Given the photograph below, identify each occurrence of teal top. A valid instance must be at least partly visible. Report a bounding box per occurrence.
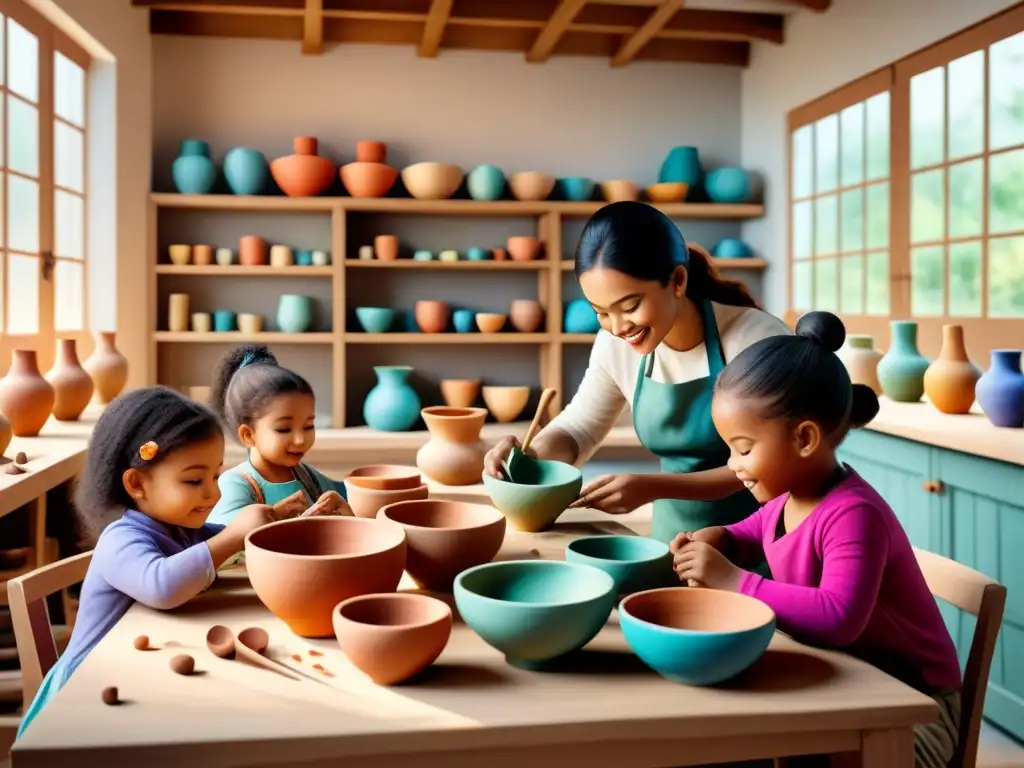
[209,459,345,525]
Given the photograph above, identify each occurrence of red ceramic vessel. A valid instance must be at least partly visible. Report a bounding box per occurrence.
[355,141,387,164]
[270,137,336,197]
[239,236,268,266]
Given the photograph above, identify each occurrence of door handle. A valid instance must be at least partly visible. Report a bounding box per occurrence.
[922,480,944,494]
[41,250,55,282]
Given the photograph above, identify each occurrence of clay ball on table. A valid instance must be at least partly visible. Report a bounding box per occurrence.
[14,451,27,465]
[133,635,150,651]
[101,686,119,705]
[170,654,195,675]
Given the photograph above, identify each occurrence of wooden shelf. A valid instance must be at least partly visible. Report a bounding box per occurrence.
[563,334,598,344]
[345,333,551,344]
[559,258,767,272]
[154,332,334,344]
[155,265,334,276]
[343,259,547,271]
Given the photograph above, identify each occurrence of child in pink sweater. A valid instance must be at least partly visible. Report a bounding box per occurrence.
[671,311,962,768]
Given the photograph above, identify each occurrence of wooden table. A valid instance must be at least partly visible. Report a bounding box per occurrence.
[11,503,938,768]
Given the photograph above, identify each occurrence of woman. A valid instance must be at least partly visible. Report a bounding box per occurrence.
[484,201,790,544]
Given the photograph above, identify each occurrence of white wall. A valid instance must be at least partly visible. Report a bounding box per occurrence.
[741,0,1020,315]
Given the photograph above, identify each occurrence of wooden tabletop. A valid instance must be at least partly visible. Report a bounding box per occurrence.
[12,505,938,768]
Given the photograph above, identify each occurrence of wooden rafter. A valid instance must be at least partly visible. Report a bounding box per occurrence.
[611,0,682,68]
[302,0,322,54]
[418,0,453,58]
[772,0,829,10]
[525,0,589,63]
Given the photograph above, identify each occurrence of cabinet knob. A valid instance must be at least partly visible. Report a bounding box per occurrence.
[923,480,944,494]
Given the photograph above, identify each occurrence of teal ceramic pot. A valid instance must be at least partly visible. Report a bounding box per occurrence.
[559,177,595,201]
[295,249,313,266]
[453,560,616,669]
[976,350,1024,428]
[213,310,237,332]
[482,458,583,532]
[565,536,674,595]
[712,238,752,259]
[467,165,506,201]
[619,588,776,686]
[223,147,269,195]
[705,167,750,203]
[277,294,312,333]
[658,146,702,185]
[172,139,217,194]
[413,250,434,261]
[466,247,489,261]
[355,307,395,333]
[363,366,421,431]
[564,299,600,334]
[401,311,420,333]
[877,321,931,402]
[453,309,476,333]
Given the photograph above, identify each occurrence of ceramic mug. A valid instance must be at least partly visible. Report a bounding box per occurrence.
[213,310,237,332]
[215,247,235,266]
[439,249,459,262]
[238,313,263,335]
[193,245,214,266]
[168,244,191,266]
[374,235,399,261]
[191,312,212,333]
[311,249,330,266]
[270,244,293,267]
[358,245,374,261]
[168,293,190,331]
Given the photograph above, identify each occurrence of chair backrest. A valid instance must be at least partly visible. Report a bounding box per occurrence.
[6,552,92,705]
[913,547,1007,768]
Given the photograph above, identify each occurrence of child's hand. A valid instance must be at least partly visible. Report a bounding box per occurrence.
[673,541,743,591]
[669,526,727,555]
[303,490,353,517]
[272,490,308,519]
[227,503,279,536]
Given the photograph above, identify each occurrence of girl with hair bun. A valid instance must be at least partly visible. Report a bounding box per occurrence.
[671,311,962,768]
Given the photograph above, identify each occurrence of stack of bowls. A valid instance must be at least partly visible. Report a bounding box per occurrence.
[343,465,428,519]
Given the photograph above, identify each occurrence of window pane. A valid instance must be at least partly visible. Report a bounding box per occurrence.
[990,31,1024,152]
[948,50,984,160]
[55,190,83,259]
[840,102,864,186]
[814,258,838,311]
[866,252,889,315]
[911,169,945,244]
[815,114,839,193]
[7,253,38,334]
[989,149,1024,234]
[815,194,838,255]
[948,160,983,239]
[911,245,945,316]
[948,241,982,317]
[54,259,84,331]
[54,52,85,127]
[911,66,945,169]
[793,200,812,259]
[792,125,813,199]
[54,122,83,192]
[840,188,864,252]
[989,236,1024,317]
[793,260,812,310]
[7,19,38,102]
[8,96,39,177]
[8,175,38,253]
[840,255,864,314]
[866,181,889,249]
[866,92,890,181]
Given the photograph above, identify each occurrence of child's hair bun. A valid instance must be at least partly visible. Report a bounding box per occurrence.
[795,311,845,354]
[850,383,881,427]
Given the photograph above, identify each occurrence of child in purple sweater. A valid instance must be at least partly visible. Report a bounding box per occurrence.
[671,311,962,768]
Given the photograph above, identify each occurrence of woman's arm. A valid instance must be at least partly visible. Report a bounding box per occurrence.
[636,466,747,501]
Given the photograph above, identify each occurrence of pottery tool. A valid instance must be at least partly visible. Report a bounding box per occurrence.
[205,625,301,681]
[503,388,557,483]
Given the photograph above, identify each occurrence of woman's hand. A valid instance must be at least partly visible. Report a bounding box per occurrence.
[569,474,651,515]
[303,490,353,517]
[483,436,535,479]
[673,541,743,591]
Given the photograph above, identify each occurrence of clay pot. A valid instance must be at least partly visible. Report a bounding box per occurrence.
[0,414,11,457]
[192,245,214,266]
[440,378,480,408]
[0,350,56,437]
[923,325,980,415]
[355,141,387,164]
[333,593,452,685]
[482,386,530,423]
[600,180,639,202]
[343,481,429,519]
[340,162,398,198]
[270,137,336,197]
[83,332,128,404]
[400,162,463,200]
[168,293,190,332]
[645,182,689,203]
[416,406,488,486]
[244,516,407,638]
[509,300,543,333]
[168,244,191,265]
[239,236,268,266]
[507,236,541,262]
[475,313,506,333]
[839,335,883,395]
[415,300,450,333]
[492,248,508,261]
[45,339,94,421]
[374,235,399,261]
[345,465,422,491]
[269,245,293,267]
[508,172,555,201]
[380,499,506,591]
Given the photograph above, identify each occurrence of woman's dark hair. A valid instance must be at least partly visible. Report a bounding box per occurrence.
[715,311,880,440]
[75,386,222,542]
[210,344,314,438]
[574,201,759,309]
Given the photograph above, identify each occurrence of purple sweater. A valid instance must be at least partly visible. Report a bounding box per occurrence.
[724,470,962,694]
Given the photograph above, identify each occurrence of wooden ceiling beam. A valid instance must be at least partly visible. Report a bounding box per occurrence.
[302,0,323,53]
[610,0,682,67]
[419,0,453,57]
[525,0,588,63]
[770,0,829,10]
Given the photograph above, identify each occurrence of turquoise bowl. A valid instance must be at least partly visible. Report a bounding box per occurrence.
[466,246,489,261]
[712,238,752,259]
[565,535,673,595]
[454,560,616,669]
[619,588,776,686]
[482,459,582,533]
[559,176,594,201]
[453,309,476,333]
[705,167,750,203]
[355,306,395,333]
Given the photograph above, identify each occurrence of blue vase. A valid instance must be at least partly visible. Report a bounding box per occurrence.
[363,366,421,431]
[277,294,312,333]
[877,321,930,402]
[712,238,753,259]
[213,311,237,332]
[976,350,1024,428]
[223,147,268,195]
[466,247,489,261]
[453,309,476,333]
[564,299,600,334]
[172,139,217,194]
[706,167,750,203]
[467,165,506,201]
[559,177,594,201]
[658,146,702,186]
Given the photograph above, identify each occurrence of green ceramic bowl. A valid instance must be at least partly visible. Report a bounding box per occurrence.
[565,535,674,595]
[481,459,583,532]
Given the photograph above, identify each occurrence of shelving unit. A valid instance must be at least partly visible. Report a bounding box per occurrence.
[148,193,766,429]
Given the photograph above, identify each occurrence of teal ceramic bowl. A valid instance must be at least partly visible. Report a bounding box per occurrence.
[559,176,595,201]
[481,459,582,532]
[454,559,616,669]
[355,306,395,333]
[565,535,673,595]
[619,587,776,686]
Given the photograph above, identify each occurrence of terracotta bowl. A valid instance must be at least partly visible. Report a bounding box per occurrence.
[244,516,407,638]
[380,499,507,591]
[619,587,776,685]
[506,236,541,262]
[475,313,507,333]
[340,162,398,198]
[482,385,530,422]
[440,378,481,408]
[600,180,639,202]
[344,482,430,519]
[508,172,556,201]
[645,182,689,203]
[401,162,464,200]
[334,593,452,685]
[482,458,582,532]
[345,465,422,491]
[415,300,450,333]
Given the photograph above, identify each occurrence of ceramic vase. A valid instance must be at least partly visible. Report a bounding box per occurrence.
[452,309,475,333]
[214,311,237,332]
[0,350,56,436]
[341,142,397,198]
[363,366,421,432]
[976,350,1024,428]
[171,139,217,195]
[509,300,543,333]
[467,165,506,201]
[239,236,268,266]
[564,299,600,334]
[923,325,981,415]
[839,335,883,395]
[374,235,399,261]
[705,167,750,203]
[83,332,128,404]
[0,413,11,457]
[659,146,702,186]
[270,137,336,197]
[416,406,489,486]
[277,295,312,333]
[168,293,190,332]
[877,321,930,403]
[192,245,213,266]
[415,301,450,333]
[45,339,94,421]
[223,147,269,195]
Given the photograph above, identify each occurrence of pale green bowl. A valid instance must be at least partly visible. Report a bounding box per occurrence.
[482,459,582,532]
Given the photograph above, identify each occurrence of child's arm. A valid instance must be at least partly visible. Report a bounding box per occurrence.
[722,502,771,566]
[208,469,260,525]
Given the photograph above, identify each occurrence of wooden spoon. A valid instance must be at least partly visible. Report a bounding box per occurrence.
[502,388,557,482]
[205,624,301,681]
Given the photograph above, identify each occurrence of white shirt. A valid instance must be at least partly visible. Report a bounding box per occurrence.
[547,303,792,462]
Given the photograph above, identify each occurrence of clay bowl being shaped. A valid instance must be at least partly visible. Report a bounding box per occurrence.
[334,593,452,685]
[345,465,422,492]
[454,560,616,669]
[415,300,450,333]
[619,587,776,686]
[475,313,507,334]
[440,378,481,408]
[645,182,689,203]
[340,162,398,198]
[401,162,464,200]
[244,516,407,638]
[600,180,639,202]
[380,499,507,591]
[482,385,530,423]
[355,307,395,333]
[482,458,583,532]
[506,236,542,262]
[343,481,430,519]
[508,172,556,202]
[565,535,674,596]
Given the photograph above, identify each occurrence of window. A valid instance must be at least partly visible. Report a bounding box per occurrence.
[0,0,90,374]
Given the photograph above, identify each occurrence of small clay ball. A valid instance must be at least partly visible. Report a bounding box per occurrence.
[170,654,195,676]
[101,686,119,705]
[14,452,27,465]
[4,464,24,475]
[133,635,150,651]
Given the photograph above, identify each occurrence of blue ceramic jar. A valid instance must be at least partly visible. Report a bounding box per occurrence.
[467,165,506,201]
[976,350,1024,428]
[712,238,752,259]
[363,366,421,431]
[564,299,600,334]
[877,321,930,402]
[658,146,702,186]
[277,294,312,333]
[172,139,217,195]
[453,309,476,333]
[223,147,269,195]
[705,167,750,203]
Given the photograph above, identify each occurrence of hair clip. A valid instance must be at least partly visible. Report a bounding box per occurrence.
[139,441,159,461]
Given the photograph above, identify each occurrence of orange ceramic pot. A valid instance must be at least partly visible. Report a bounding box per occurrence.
[482,386,530,423]
[340,162,398,198]
[416,406,488,486]
[507,236,541,262]
[82,332,128,404]
[343,482,429,519]
[923,324,981,415]
[475,313,506,333]
[400,162,463,200]
[508,172,555,201]
[415,300,450,333]
[239,236,268,266]
[509,300,543,333]
[270,136,336,197]
[46,339,94,421]
[440,378,480,408]
[492,248,508,261]
[244,516,407,638]
[345,465,422,492]
[374,235,399,261]
[355,141,387,164]
[600,180,639,202]
[192,244,214,266]
[0,350,56,437]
